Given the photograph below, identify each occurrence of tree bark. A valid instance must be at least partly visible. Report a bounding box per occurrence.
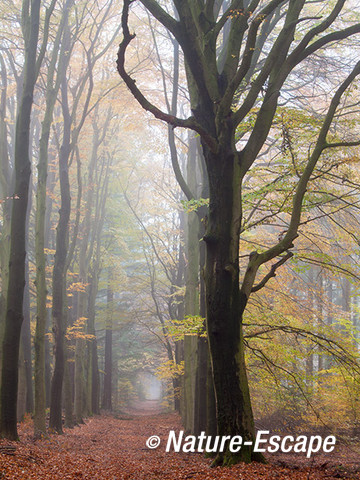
[0,52,13,381]
[49,72,72,433]
[203,134,260,464]
[34,3,71,434]
[0,0,41,439]
[22,249,34,415]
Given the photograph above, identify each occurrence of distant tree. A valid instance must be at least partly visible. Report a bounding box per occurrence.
[49,0,121,432]
[102,267,114,411]
[49,30,73,434]
[118,0,360,464]
[34,0,74,437]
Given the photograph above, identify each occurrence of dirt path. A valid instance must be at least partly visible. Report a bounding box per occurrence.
[0,411,359,479]
[125,399,163,415]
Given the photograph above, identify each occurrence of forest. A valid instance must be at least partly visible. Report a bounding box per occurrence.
[1,0,360,479]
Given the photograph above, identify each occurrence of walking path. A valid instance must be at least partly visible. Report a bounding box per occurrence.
[0,405,359,479]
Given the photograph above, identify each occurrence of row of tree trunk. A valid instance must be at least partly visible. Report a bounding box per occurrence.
[0,0,118,440]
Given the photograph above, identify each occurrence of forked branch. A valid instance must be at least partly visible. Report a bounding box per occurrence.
[116,0,218,153]
[251,251,293,293]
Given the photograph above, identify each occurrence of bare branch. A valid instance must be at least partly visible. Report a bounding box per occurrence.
[35,0,57,76]
[289,22,360,67]
[324,140,360,149]
[148,16,195,201]
[117,0,218,153]
[288,0,347,60]
[251,251,293,293]
[140,0,180,38]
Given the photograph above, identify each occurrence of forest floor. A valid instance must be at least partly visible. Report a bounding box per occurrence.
[0,401,360,480]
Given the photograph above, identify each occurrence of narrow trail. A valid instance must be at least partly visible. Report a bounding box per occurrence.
[125,399,164,415]
[0,406,359,479]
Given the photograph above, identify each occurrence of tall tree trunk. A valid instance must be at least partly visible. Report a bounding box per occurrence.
[49,72,72,433]
[87,147,111,416]
[102,270,113,411]
[0,0,41,440]
[64,290,77,427]
[74,336,86,422]
[88,271,100,415]
[22,249,34,415]
[63,344,74,427]
[194,140,215,437]
[74,115,101,420]
[182,135,200,432]
[45,151,57,410]
[34,6,70,433]
[45,312,52,408]
[203,140,259,465]
[306,266,315,389]
[22,177,34,416]
[0,53,13,381]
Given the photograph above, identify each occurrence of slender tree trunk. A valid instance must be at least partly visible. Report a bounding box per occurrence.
[34,127,50,434]
[49,73,71,433]
[0,0,41,439]
[74,284,88,422]
[74,335,86,422]
[23,193,34,415]
[74,116,101,419]
[306,267,315,389]
[0,53,13,381]
[64,290,77,427]
[63,344,74,427]
[103,271,113,411]
[325,278,334,370]
[182,135,200,432]
[88,271,100,415]
[45,153,56,410]
[193,336,208,435]
[45,312,52,408]
[34,8,70,431]
[87,147,111,416]
[22,280,34,415]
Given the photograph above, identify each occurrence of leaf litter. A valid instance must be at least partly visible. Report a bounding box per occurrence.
[0,410,359,480]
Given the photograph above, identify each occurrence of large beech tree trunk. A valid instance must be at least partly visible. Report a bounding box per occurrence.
[203,137,259,464]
